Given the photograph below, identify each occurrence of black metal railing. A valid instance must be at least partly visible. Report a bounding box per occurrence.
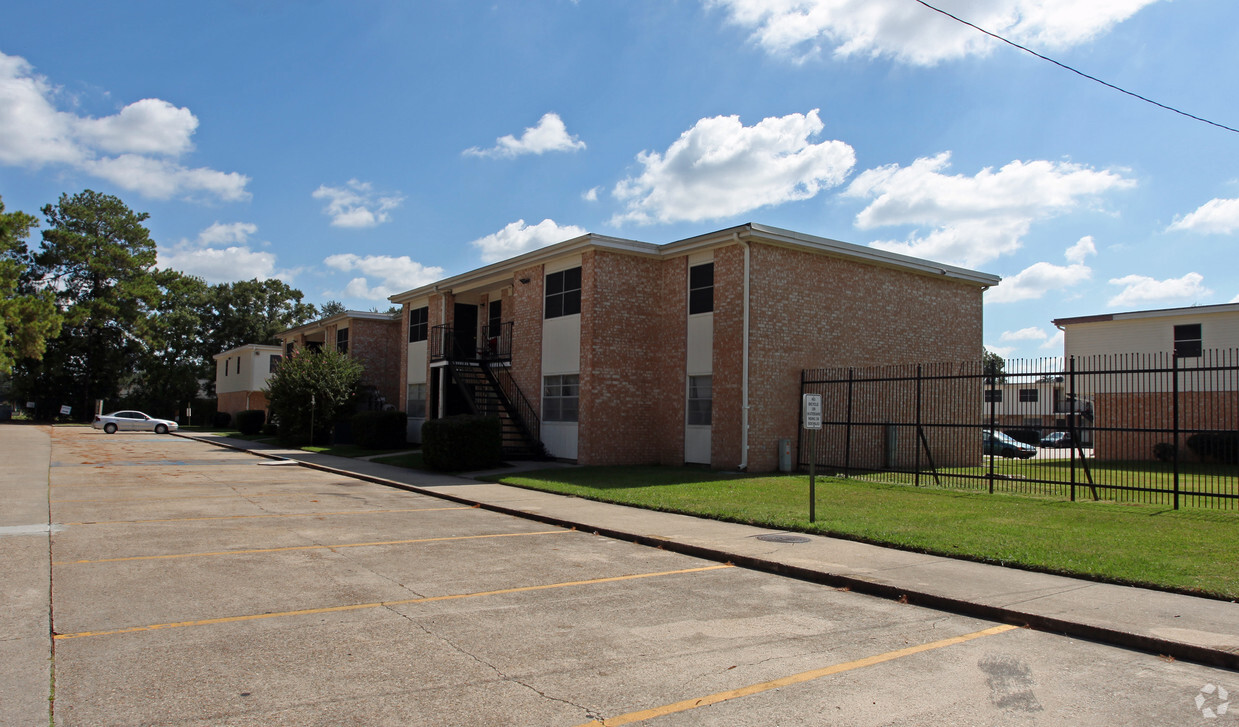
[430,322,513,362]
[800,350,1239,510]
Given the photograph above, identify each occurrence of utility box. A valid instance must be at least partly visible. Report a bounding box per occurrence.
[778,437,792,472]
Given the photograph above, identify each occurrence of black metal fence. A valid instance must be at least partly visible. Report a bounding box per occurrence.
[799,350,1239,509]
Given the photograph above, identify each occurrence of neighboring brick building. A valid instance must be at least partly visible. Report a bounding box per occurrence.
[390,223,998,470]
[1053,303,1239,461]
[277,311,403,410]
[213,344,283,417]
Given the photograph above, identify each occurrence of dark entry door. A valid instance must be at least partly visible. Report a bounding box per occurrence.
[453,303,478,359]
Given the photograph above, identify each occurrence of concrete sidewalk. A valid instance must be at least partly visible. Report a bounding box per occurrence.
[0,425,54,727]
[183,432,1239,671]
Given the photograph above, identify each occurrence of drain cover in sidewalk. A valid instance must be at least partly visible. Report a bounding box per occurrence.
[755,533,811,544]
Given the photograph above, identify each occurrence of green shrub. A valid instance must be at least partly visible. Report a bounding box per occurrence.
[422,415,502,471]
[212,411,232,428]
[1152,442,1176,462]
[352,410,408,450]
[1186,432,1239,464]
[235,409,266,435]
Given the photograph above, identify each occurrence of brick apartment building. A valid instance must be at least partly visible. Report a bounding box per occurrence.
[277,310,404,411]
[389,223,999,470]
[1053,302,1239,460]
[213,344,283,417]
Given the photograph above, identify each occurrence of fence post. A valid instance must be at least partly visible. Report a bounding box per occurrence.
[987,364,996,494]
[914,364,922,487]
[1068,356,1076,502]
[844,368,854,478]
[1173,353,1180,510]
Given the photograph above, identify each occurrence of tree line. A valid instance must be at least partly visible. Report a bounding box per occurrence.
[1,190,321,421]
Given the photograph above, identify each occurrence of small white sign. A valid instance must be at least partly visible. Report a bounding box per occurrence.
[59,405,72,416]
[802,393,822,430]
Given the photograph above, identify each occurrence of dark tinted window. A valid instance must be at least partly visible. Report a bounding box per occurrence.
[689,263,714,314]
[545,267,582,319]
[409,307,429,343]
[1174,324,1202,358]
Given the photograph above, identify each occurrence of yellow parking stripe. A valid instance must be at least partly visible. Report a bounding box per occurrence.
[53,529,573,565]
[576,624,1019,726]
[52,492,310,504]
[53,564,733,640]
[60,506,471,526]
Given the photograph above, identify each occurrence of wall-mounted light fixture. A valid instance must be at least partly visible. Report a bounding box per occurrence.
[519,277,531,284]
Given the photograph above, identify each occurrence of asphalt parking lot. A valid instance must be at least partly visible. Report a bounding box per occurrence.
[4,425,1235,725]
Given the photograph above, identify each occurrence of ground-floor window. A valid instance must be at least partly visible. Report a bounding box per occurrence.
[406,383,427,418]
[687,375,712,425]
[543,374,579,422]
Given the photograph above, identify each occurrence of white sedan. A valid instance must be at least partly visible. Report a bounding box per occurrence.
[92,411,179,434]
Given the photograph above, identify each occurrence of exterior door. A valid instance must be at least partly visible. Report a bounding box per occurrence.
[453,303,478,359]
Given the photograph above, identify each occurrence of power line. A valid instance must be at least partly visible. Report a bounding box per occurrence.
[912,0,1239,135]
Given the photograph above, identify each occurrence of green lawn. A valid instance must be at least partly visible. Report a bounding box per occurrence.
[370,451,424,469]
[495,466,1239,599]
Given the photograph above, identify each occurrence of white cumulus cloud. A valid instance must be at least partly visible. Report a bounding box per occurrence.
[986,236,1097,303]
[1167,197,1239,234]
[313,179,404,228]
[470,219,588,264]
[0,50,249,202]
[708,0,1160,65]
[1000,327,1049,342]
[324,254,445,301]
[848,153,1133,267]
[158,222,285,284]
[464,113,586,159]
[611,109,855,225]
[1107,272,1212,308]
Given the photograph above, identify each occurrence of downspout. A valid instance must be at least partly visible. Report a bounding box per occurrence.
[739,235,751,472]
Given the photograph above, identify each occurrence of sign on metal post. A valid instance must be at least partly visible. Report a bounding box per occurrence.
[802,394,822,522]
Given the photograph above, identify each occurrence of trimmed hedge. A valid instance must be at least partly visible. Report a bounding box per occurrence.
[212,411,232,428]
[352,410,408,450]
[422,415,502,472]
[1186,432,1239,464]
[236,409,266,436]
[1153,442,1177,462]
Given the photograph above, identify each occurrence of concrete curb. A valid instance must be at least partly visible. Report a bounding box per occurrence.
[175,433,1239,672]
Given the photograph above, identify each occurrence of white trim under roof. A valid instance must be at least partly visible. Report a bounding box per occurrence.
[1054,302,1239,328]
[212,343,283,361]
[279,310,401,339]
[389,223,999,304]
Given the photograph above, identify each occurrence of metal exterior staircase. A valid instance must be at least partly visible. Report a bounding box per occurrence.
[447,360,548,460]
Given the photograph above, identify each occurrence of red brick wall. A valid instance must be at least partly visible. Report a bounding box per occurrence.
[1095,391,1238,461]
[711,244,746,469]
[510,265,545,417]
[217,390,269,417]
[742,242,984,472]
[656,256,688,465]
[349,318,402,406]
[578,250,671,465]
[398,304,410,412]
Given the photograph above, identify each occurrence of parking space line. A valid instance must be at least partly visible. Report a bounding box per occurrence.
[59,506,471,526]
[53,530,574,565]
[53,564,733,640]
[51,493,312,504]
[576,624,1019,726]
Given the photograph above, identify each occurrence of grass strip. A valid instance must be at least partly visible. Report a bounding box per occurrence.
[496,466,1239,600]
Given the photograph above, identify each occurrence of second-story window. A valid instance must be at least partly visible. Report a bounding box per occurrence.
[269,354,282,373]
[545,267,582,319]
[336,327,349,354]
[984,389,1002,403]
[689,262,714,314]
[1174,324,1202,358]
[409,306,429,343]
[1019,389,1038,403]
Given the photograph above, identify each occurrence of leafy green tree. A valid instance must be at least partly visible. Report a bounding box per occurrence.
[0,197,61,374]
[318,299,346,317]
[128,270,213,416]
[983,348,1007,385]
[205,278,318,355]
[15,191,159,419]
[265,348,363,445]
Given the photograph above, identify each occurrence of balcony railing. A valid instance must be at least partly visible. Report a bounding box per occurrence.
[430,322,513,362]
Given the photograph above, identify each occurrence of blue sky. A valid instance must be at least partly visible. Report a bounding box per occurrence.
[3,0,1238,360]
